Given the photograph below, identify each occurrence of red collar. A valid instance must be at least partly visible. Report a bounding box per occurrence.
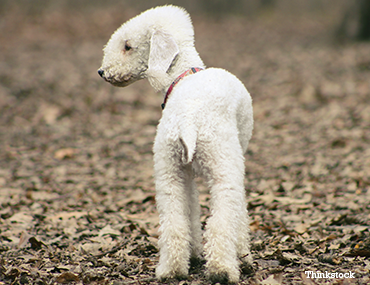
[161,67,203,110]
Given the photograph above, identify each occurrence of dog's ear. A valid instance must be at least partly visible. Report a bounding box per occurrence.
[148,30,179,74]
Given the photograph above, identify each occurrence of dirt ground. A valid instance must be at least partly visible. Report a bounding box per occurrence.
[1,1,370,284]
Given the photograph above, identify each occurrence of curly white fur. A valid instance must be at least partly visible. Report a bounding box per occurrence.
[99,5,253,284]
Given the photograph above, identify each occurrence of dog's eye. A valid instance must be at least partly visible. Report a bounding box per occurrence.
[124,42,132,51]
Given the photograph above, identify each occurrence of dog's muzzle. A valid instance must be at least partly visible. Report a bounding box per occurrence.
[98,70,135,87]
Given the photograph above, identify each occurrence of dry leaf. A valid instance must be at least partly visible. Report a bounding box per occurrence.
[294,223,309,234]
[56,272,79,283]
[98,225,121,237]
[261,274,283,285]
[54,148,77,160]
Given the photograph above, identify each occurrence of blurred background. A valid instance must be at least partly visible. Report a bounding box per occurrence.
[0,0,369,191]
[0,0,369,192]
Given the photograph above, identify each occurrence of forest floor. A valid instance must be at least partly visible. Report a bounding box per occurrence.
[1,2,370,284]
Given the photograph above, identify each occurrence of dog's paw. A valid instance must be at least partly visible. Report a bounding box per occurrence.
[208,270,242,285]
[156,264,189,282]
[206,265,239,284]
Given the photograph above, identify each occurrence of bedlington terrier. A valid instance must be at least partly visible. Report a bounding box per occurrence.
[98,5,254,284]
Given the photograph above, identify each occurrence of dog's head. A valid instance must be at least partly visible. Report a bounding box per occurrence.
[98,5,195,91]
[98,23,151,87]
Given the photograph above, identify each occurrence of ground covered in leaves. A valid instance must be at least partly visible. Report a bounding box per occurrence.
[1,1,370,284]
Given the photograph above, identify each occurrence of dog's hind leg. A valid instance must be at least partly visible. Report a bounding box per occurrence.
[154,152,192,280]
[185,166,203,260]
[200,136,247,284]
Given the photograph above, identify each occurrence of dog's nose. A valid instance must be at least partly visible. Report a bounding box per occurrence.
[98,69,104,77]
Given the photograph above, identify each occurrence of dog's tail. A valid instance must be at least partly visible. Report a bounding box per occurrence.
[179,125,197,165]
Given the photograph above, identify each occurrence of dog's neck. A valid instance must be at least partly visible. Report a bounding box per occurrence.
[147,46,205,95]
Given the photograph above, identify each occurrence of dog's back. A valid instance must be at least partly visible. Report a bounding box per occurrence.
[155,67,253,165]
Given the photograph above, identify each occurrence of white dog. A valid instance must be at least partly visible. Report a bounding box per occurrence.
[98,5,253,284]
